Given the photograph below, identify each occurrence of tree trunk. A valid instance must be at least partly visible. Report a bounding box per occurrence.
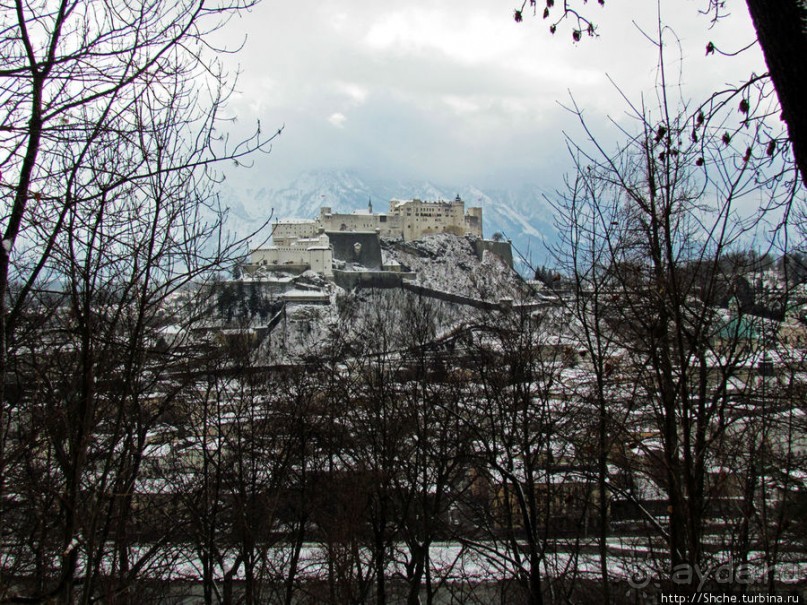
[527,549,544,605]
[596,386,611,604]
[374,516,387,605]
[745,0,807,186]
[406,543,426,605]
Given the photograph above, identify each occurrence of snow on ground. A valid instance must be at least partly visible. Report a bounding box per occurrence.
[8,541,804,588]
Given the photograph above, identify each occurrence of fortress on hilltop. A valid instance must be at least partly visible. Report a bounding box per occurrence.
[247,195,499,278]
[268,195,482,246]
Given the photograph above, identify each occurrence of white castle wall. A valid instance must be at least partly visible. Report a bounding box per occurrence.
[388,197,482,241]
[250,234,333,276]
[272,220,318,246]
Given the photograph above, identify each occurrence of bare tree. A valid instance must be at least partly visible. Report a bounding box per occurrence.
[551,19,803,596]
[387,293,474,605]
[0,0,278,601]
[549,170,622,602]
[458,303,576,605]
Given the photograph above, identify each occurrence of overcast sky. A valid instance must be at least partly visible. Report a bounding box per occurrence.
[215,0,766,191]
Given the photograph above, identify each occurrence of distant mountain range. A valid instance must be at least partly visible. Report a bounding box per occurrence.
[219,170,558,271]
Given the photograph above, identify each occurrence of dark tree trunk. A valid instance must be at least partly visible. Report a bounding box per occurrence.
[406,543,426,605]
[374,515,387,605]
[745,0,807,186]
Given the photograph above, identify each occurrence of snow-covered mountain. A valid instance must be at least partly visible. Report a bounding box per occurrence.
[218,170,558,271]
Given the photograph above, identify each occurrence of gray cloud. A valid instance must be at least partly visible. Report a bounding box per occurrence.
[215,0,765,193]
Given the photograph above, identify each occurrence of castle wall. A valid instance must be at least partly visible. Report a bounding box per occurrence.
[401,281,501,311]
[272,220,318,246]
[465,207,483,238]
[250,234,333,276]
[307,245,333,276]
[472,239,513,269]
[319,207,402,238]
[327,231,383,269]
[389,198,480,241]
[331,270,413,291]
